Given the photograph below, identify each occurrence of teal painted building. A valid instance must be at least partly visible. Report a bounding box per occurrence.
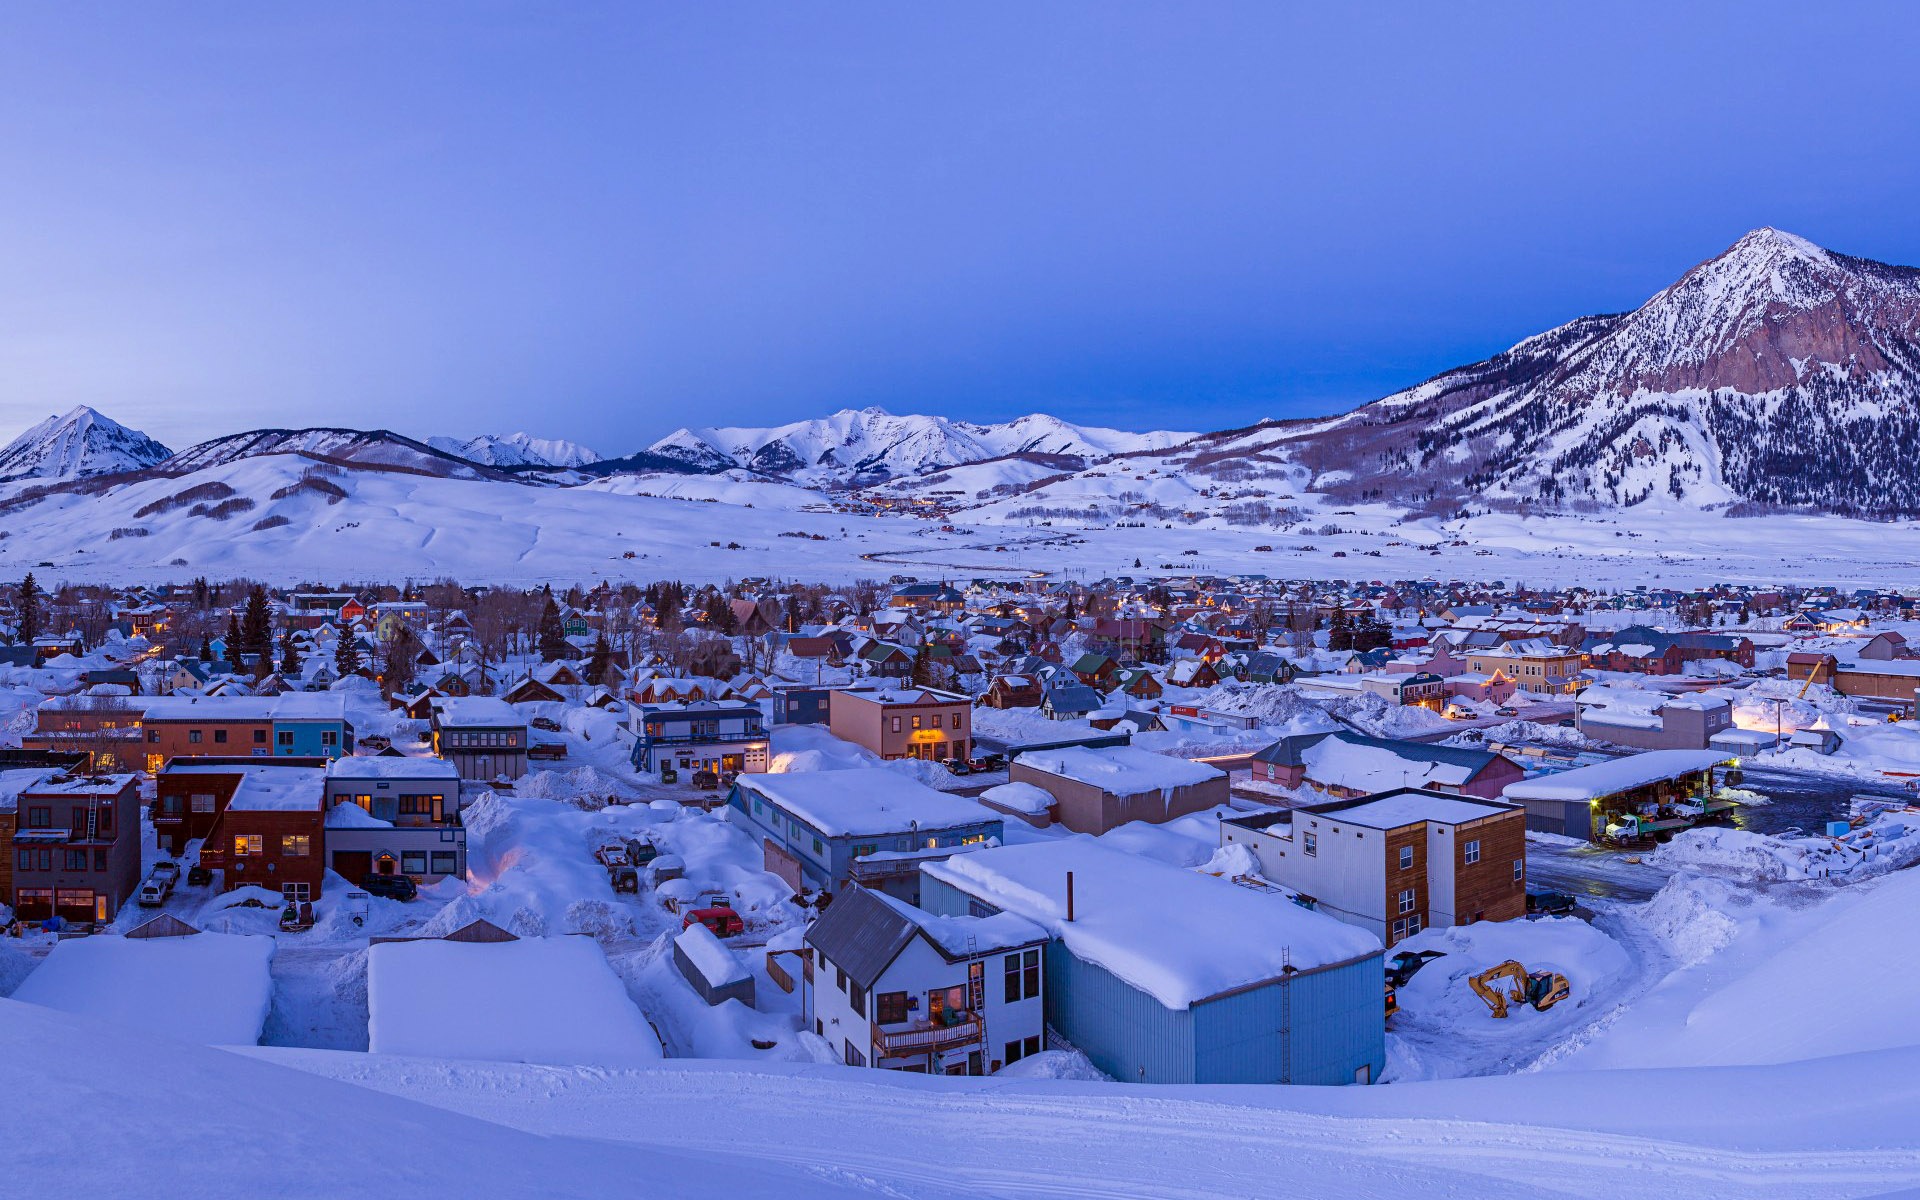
[269,693,354,760]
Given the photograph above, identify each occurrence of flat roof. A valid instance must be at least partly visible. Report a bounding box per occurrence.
[1503,750,1727,803]
[327,755,460,780]
[1304,789,1515,830]
[1013,745,1221,795]
[924,838,1379,1009]
[737,768,999,839]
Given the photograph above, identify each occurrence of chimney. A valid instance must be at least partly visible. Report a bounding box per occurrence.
[1066,870,1075,922]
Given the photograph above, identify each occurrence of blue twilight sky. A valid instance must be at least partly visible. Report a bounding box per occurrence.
[1,3,1918,453]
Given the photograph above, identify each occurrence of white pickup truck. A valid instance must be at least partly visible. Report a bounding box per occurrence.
[137,862,182,908]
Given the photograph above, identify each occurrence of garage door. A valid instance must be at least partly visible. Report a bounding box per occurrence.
[333,850,372,882]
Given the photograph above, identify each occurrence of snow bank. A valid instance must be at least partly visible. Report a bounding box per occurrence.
[13,932,275,1044]
[368,936,661,1066]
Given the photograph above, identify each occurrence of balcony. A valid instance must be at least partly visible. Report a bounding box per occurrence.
[873,1016,982,1057]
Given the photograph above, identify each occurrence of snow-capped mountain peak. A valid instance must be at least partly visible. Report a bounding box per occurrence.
[646,407,1195,483]
[0,405,174,481]
[427,432,605,469]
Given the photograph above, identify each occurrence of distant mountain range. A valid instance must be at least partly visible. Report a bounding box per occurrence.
[4,227,1918,558]
[646,409,1197,484]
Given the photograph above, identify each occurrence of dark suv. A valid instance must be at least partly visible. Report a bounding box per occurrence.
[360,874,419,902]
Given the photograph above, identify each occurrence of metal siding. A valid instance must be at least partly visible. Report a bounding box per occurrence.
[1188,953,1384,1085]
[1045,944,1194,1084]
[919,876,980,918]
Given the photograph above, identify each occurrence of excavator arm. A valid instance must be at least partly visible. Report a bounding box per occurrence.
[1468,960,1528,1018]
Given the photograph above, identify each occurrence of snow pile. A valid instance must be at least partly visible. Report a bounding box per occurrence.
[993,1048,1111,1081]
[1328,691,1454,738]
[1650,813,1920,883]
[979,781,1054,815]
[515,765,635,809]
[0,939,38,996]
[368,936,662,1067]
[1391,916,1629,1046]
[13,932,275,1044]
[1637,875,1745,966]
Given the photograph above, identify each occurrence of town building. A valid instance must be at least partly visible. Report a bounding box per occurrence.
[803,884,1049,1074]
[828,685,971,763]
[627,701,769,775]
[1463,639,1585,695]
[323,756,466,883]
[430,697,529,781]
[187,761,329,901]
[1008,745,1227,835]
[1221,789,1527,947]
[7,771,142,925]
[1249,731,1525,801]
[1575,684,1734,750]
[728,768,1002,903]
[1501,749,1735,843]
[920,839,1385,1085]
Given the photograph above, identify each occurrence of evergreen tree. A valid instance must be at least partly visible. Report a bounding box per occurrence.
[586,631,615,685]
[1328,607,1354,652]
[198,633,213,662]
[334,625,361,676]
[225,612,245,669]
[15,572,43,645]
[537,591,570,661]
[241,587,273,657]
[381,624,420,696]
[279,630,302,677]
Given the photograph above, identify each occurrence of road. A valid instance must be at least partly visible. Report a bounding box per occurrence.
[1524,839,1669,903]
[1731,762,1912,837]
[858,530,1075,579]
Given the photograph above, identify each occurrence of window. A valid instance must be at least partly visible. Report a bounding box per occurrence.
[321,730,338,747]
[253,729,267,743]
[1303,832,1316,857]
[890,716,901,733]
[191,793,216,813]
[213,729,228,744]
[849,982,866,1018]
[281,834,311,857]
[1397,888,1416,915]
[835,966,847,991]
[950,713,961,729]
[843,1040,866,1068]
[1024,1034,1040,1058]
[402,851,428,874]
[968,899,997,919]
[399,795,431,816]
[277,731,294,746]
[188,730,203,744]
[1513,859,1524,882]
[877,991,909,1024]
[64,849,89,871]
[148,730,160,743]
[430,851,458,875]
[1407,914,1422,936]
[911,715,922,731]
[1004,949,1040,1002]
[1005,1038,1027,1066]
[26,806,50,829]
[1464,839,1481,865]
[1391,918,1408,942]
[93,849,107,871]
[234,834,263,856]
[1398,846,1413,871]
[35,849,51,871]
[98,803,113,833]
[14,849,28,871]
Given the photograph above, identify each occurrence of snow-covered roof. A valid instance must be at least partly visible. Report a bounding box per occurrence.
[434,696,525,727]
[922,838,1380,1009]
[1308,790,1515,830]
[674,922,750,988]
[737,768,1000,838]
[1013,745,1221,795]
[12,932,275,1045]
[979,781,1056,815]
[1503,750,1727,803]
[326,801,393,829]
[367,936,661,1067]
[327,755,460,781]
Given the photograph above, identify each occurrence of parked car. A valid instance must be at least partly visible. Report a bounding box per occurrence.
[1495,707,1519,717]
[691,769,720,792]
[360,874,419,902]
[151,861,181,886]
[531,716,563,732]
[970,752,1006,772]
[683,905,744,938]
[1527,889,1577,916]
[186,864,213,888]
[942,757,972,776]
[528,742,567,761]
[137,876,171,908]
[1385,949,1446,987]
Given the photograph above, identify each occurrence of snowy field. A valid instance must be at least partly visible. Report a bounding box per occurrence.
[11,450,1920,587]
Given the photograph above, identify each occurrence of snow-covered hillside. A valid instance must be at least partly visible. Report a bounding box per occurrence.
[427,432,604,468]
[1195,227,1920,516]
[647,407,1195,484]
[0,406,172,481]
[161,428,506,480]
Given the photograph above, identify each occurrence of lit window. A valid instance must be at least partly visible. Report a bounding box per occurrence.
[281,834,310,857]
[234,834,263,856]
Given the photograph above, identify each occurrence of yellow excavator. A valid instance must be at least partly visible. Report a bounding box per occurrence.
[1468,960,1571,1018]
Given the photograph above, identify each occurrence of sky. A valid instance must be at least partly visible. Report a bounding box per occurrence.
[0,3,1917,454]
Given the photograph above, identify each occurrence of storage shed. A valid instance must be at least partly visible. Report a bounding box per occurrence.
[920,838,1384,1085]
[674,922,756,1008]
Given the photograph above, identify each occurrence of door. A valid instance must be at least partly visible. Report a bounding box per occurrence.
[334,850,372,881]
[375,853,398,875]
[430,796,444,823]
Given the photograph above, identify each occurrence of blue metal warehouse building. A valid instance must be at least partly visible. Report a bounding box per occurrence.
[920,838,1384,1085]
